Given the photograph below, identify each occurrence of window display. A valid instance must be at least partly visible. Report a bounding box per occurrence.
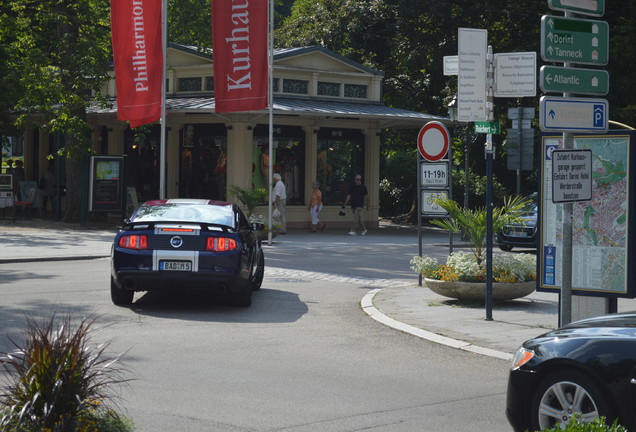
[316,128,365,205]
[179,124,228,200]
[253,125,305,205]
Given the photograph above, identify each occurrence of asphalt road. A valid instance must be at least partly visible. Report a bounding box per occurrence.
[0,255,514,432]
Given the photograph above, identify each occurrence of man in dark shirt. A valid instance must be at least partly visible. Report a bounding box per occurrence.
[342,174,368,236]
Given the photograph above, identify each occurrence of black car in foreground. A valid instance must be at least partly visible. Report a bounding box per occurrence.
[111,199,265,307]
[497,193,538,251]
[506,312,636,431]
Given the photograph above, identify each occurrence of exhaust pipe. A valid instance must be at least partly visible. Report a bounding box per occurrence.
[217,283,229,293]
[125,280,137,291]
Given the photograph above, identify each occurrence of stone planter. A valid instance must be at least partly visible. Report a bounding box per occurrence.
[424,278,536,302]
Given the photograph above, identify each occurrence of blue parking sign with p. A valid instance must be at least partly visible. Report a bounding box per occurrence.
[593,104,605,128]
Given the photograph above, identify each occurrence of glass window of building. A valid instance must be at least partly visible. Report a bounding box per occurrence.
[282,79,308,95]
[317,81,340,97]
[179,124,228,200]
[316,128,365,205]
[252,125,305,205]
[178,77,202,92]
[344,84,368,99]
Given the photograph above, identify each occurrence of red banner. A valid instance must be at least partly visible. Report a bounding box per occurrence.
[110,0,163,128]
[212,0,268,113]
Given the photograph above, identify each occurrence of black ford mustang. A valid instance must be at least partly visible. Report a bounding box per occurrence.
[506,312,636,431]
[110,199,265,307]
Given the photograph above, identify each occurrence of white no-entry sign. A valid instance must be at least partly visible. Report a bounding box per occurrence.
[417,121,450,162]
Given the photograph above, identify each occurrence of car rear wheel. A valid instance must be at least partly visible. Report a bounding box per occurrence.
[531,370,613,430]
[499,244,513,252]
[111,277,134,306]
[252,251,264,291]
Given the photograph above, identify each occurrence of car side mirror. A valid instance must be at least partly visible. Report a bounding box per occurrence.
[251,222,265,231]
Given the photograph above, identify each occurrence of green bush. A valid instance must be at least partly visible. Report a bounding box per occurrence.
[0,314,133,431]
[539,415,626,432]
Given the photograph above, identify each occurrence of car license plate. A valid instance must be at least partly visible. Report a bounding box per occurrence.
[160,260,192,271]
[508,230,528,238]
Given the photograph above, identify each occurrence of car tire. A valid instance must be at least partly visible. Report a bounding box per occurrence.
[530,370,613,431]
[111,277,134,306]
[499,244,513,252]
[252,251,264,291]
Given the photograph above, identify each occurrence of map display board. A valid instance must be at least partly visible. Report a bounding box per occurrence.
[539,131,636,297]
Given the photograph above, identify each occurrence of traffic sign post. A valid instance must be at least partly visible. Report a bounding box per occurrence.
[540,65,609,95]
[541,15,609,65]
[540,96,608,133]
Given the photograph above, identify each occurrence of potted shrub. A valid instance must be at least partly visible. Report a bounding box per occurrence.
[411,195,537,301]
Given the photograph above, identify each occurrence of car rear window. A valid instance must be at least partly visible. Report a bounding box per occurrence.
[132,204,235,227]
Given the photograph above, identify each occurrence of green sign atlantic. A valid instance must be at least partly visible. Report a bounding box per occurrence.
[541,15,609,65]
[540,66,609,95]
[474,121,501,134]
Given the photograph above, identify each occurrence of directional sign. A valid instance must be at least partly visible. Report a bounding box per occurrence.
[474,121,501,134]
[417,121,450,162]
[458,28,488,122]
[541,15,609,65]
[539,96,608,133]
[494,52,537,97]
[548,0,604,17]
[443,56,458,76]
[540,65,609,95]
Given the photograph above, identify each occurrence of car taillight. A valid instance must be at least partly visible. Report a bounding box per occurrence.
[206,237,237,251]
[119,234,148,250]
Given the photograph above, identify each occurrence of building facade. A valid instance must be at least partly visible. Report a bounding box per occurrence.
[8,44,447,228]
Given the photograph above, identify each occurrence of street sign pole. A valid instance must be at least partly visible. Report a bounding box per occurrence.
[485,45,494,322]
[560,11,574,326]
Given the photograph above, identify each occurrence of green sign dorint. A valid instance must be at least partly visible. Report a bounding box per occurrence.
[474,121,501,134]
[541,15,609,66]
[540,66,609,95]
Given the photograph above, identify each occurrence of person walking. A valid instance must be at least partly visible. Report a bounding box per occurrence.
[272,173,287,234]
[342,174,368,236]
[308,180,325,232]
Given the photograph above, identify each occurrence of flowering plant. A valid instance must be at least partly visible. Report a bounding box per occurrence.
[410,251,536,283]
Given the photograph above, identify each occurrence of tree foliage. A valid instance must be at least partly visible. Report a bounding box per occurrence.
[278,0,636,216]
[0,0,113,221]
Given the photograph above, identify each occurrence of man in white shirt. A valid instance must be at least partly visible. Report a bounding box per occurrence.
[272,173,287,234]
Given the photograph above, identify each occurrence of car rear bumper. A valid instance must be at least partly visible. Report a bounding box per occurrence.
[112,269,248,294]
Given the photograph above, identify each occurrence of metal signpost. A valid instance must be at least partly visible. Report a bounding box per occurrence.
[417,121,451,286]
[541,1,610,325]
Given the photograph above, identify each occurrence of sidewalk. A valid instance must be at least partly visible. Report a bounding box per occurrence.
[1,217,565,360]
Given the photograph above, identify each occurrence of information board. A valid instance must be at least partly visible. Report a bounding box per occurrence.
[539,132,636,297]
[89,156,126,212]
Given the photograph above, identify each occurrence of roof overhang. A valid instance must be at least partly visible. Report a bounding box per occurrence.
[90,96,450,129]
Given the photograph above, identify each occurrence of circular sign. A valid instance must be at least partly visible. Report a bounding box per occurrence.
[417,121,450,162]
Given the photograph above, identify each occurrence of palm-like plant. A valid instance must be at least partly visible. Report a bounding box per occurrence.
[229,185,268,216]
[0,314,131,431]
[432,195,533,266]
